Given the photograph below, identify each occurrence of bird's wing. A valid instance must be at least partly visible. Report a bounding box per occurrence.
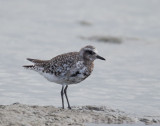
[49,52,79,77]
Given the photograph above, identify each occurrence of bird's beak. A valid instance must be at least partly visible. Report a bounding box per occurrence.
[96,55,106,60]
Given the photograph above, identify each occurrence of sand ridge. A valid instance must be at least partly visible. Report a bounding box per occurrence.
[0,103,159,126]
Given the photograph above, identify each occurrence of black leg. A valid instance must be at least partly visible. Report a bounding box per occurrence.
[64,85,71,109]
[61,85,64,109]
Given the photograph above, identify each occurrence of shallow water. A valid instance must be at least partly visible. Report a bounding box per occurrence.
[0,0,160,117]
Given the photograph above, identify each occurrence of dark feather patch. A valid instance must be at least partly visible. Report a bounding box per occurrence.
[71,71,80,77]
[23,65,34,68]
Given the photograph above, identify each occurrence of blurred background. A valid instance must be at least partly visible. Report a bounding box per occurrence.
[0,0,160,116]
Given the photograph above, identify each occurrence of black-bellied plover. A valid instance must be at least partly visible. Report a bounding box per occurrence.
[23,45,105,109]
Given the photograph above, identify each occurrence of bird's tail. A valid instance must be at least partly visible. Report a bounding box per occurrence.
[23,65,35,70]
[23,58,47,71]
[23,58,37,70]
[26,58,48,64]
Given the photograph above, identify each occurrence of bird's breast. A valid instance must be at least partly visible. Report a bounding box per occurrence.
[67,66,92,84]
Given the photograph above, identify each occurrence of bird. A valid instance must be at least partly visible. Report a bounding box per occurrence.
[23,45,105,109]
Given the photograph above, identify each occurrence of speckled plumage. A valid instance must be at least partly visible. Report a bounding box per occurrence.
[23,45,105,109]
[25,52,93,84]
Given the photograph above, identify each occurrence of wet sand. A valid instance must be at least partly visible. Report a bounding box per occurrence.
[0,103,159,126]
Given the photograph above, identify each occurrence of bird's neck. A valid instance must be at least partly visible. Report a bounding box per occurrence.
[79,54,94,66]
[84,60,92,65]
[85,60,94,73]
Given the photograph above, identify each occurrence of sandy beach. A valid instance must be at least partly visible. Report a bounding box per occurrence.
[0,103,159,126]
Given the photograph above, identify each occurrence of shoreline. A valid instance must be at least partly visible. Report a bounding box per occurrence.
[0,103,159,126]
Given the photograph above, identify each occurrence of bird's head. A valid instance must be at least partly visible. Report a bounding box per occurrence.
[79,45,105,62]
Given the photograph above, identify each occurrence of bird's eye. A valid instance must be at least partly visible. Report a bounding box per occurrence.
[86,50,95,55]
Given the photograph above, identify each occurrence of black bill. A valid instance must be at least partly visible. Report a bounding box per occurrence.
[96,55,106,60]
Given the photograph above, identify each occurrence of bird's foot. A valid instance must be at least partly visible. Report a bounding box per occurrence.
[68,106,71,109]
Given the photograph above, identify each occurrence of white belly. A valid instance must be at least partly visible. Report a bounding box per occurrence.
[40,72,64,84]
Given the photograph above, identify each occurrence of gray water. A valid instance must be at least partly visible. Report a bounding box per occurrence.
[0,0,160,117]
